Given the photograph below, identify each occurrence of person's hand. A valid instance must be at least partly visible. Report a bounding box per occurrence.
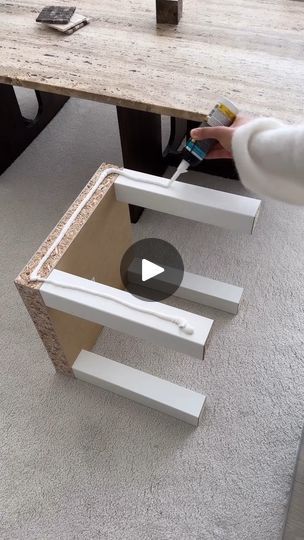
[190,115,251,159]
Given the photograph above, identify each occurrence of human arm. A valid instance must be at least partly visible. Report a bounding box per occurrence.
[191,117,304,204]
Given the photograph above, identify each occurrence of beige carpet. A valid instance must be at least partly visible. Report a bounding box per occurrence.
[1,89,303,540]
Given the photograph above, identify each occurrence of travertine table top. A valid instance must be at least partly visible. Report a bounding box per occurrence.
[1,0,303,121]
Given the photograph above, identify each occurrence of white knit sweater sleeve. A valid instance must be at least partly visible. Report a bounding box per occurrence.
[231,118,304,204]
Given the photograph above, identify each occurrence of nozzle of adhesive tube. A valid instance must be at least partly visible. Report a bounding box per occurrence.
[171,97,239,182]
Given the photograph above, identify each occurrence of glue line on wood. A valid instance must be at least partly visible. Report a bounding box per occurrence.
[29,167,195,335]
[30,167,171,282]
[40,270,214,359]
[73,349,206,426]
[115,169,261,234]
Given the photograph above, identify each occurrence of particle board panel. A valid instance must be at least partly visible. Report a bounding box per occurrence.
[73,350,206,425]
[1,1,303,122]
[15,164,132,374]
[41,269,214,360]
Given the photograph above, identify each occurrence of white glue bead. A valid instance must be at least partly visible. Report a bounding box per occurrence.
[183,323,194,335]
[177,319,194,335]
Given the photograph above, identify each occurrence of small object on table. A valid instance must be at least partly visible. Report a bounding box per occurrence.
[156,0,183,24]
[46,13,89,34]
[36,5,76,24]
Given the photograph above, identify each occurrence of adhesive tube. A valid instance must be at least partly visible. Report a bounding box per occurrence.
[173,98,239,179]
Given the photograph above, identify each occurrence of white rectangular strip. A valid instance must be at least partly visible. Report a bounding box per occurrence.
[40,270,213,359]
[73,350,206,426]
[178,273,243,314]
[128,261,243,314]
[115,169,261,234]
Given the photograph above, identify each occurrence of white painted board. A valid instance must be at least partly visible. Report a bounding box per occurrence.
[41,270,213,359]
[128,260,243,314]
[115,169,261,234]
[73,350,206,426]
[178,272,243,314]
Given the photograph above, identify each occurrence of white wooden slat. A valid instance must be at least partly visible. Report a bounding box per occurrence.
[73,350,206,426]
[40,270,213,359]
[178,272,243,314]
[114,169,261,233]
[128,261,243,314]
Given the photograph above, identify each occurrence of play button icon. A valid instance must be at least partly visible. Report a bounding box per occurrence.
[142,259,164,282]
[120,238,184,302]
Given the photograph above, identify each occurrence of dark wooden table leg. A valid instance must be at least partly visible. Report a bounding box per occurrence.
[117,106,167,223]
[193,159,238,179]
[163,116,189,161]
[0,84,69,175]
